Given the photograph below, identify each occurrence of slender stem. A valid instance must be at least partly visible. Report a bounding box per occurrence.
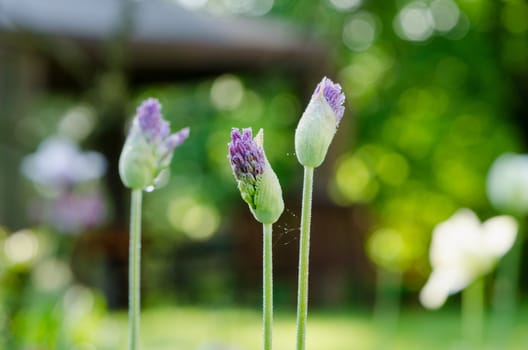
[296,166,314,350]
[462,277,485,347]
[129,189,143,350]
[490,219,523,346]
[263,223,273,350]
[373,267,402,350]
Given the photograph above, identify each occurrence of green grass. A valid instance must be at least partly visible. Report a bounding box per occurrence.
[94,305,528,349]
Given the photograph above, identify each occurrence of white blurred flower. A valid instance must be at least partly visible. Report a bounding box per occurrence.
[21,136,106,190]
[487,153,528,216]
[21,136,108,234]
[420,209,517,309]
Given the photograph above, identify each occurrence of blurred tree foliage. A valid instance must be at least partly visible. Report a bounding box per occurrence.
[271,0,526,281]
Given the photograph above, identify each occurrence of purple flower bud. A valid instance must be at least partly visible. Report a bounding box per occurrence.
[137,98,166,141]
[228,128,265,185]
[228,128,284,224]
[295,76,346,167]
[314,77,345,124]
[119,98,190,190]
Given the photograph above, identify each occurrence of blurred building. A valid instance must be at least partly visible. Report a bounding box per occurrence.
[0,0,327,221]
[0,0,368,308]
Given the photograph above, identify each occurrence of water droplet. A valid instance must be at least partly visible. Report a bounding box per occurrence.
[144,185,155,193]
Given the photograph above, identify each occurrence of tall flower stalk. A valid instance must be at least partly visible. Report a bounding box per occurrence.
[119,98,189,350]
[228,128,284,350]
[128,188,142,350]
[294,77,345,350]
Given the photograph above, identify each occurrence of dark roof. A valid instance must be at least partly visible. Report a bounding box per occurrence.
[0,0,326,78]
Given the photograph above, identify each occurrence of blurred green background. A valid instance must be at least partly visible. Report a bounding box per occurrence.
[1,0,528,348]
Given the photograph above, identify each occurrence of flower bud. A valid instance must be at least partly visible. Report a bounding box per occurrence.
[228,128,284,224]
[119,98,189,190]
[295,77,345,168]
[119,139,157,190]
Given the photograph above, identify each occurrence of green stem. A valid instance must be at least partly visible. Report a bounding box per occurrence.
[296,166,314,350]
[263,223,273,350]
[490,219,523,346]
[373,267,402,350]
[129,189,143,350]
[462,277,485,347]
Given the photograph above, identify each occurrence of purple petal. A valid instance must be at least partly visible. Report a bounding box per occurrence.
[228,128,265,185]
[314,77,346,123]
[164,127,190,151]
[138,98,161,128]
[137,98,165,141]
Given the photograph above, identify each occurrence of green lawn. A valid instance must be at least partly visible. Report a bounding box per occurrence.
[95,306,528,349]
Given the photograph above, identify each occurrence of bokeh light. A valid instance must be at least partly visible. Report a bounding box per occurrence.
[430,0,460,33]
[339,47,393,103]
[31,258,73,291]
[331,152,378,205]
[394,1,435,42]
[167,197,221,240]
[343,11,378,52]
[3,229,39,265]
[376,152,409,187]
[367,228,409,272]
[328,0,361,12]
[57,105,97,142]
[210,74,245,111]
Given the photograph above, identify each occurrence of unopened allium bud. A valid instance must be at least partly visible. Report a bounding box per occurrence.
[119,98,189,190]
[295,77,345,168]
[228,128,284,224]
